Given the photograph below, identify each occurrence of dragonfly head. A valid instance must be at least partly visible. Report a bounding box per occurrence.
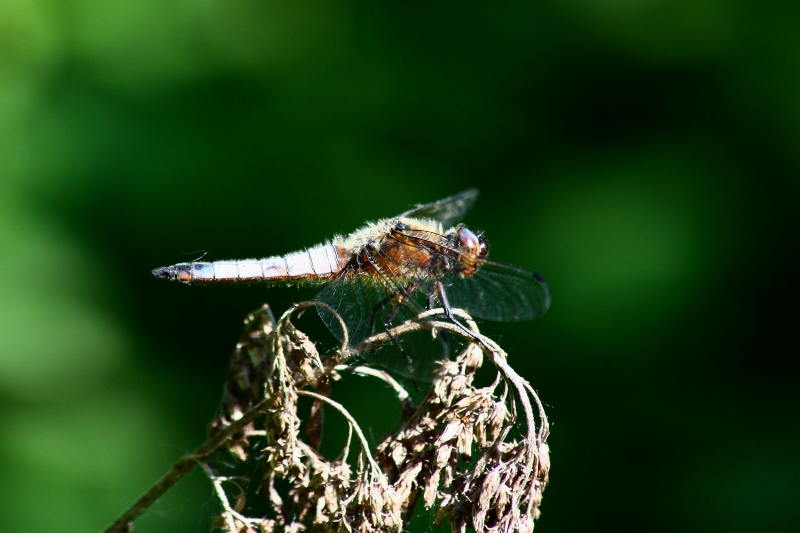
[455,226,488,262]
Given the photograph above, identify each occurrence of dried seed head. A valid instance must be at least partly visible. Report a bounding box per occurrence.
[437,420,463,444]
[203,303,549,533]
[389,442,407,468]
[435,444,453,468]
[463,344,484,370]
[489,401,510,440]
[424,469,442,508]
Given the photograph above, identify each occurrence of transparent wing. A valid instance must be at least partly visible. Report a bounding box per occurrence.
[316,269,393,346]
[315,264,448,381]
[444,260,551,322]
[399,188,479,227]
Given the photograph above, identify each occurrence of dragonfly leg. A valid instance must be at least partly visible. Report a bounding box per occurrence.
[365,279,419,337]
[381,283,423,385]
[359,291,424,390]
[425,285,451,358]
[362,286,422,383]
[361,244,425,381]
[427,288,438,310]
[436,281,478,340]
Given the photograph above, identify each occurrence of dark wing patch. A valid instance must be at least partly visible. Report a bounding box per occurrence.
[399,189,479,228]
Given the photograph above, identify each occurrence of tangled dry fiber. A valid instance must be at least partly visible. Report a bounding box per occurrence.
[105,302,550,533]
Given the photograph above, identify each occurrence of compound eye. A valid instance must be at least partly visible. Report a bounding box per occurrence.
[457,227,480,253]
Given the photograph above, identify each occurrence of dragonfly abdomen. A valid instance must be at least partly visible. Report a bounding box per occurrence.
[152,244,346,284]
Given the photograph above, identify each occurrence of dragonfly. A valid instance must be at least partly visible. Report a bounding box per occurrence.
[153,189,550,380]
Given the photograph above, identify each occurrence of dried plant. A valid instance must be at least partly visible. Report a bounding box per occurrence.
[104,303,549,533]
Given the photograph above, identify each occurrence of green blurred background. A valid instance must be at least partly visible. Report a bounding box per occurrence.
[1,1,798,532]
